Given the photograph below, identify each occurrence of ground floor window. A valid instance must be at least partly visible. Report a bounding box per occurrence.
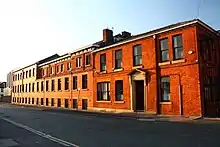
[72,99,78,108]
[115,80,123,101]
[36,98,39,105]
[28,98,30,104]
[161,77,170,101]
[51,98,54,106]
[57,98,61,107]
[97,82,110,101]
[22,98,24,103]
[32,98,34,104]
[46,98,49,106]
[25,97,27,104]
[64,99,68,108]
[41,98,44,105]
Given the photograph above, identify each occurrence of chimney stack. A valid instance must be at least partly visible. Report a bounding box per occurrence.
[103,28,113,44]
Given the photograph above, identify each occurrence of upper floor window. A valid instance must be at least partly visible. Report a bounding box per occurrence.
[160,38,169,62]
[26,71,28,78]
[33,68,35,77]
[56,65,60,73]
[20,73,22,80]
[115,49,122,69]
[23,72,25,79]
[73,76,77,90]
[85,55,91,65]
[115,80,123,101]
[76,57,81,67]
[64,77,69,90]
[50,67,54,74]
[51,80,55,91]
[97,82,110,101]
[29,83,31,92]
[67,62,72,71]
[133,45,142,66]
[37,82,39,92]
[173,35,183,60]
[43,68,47,76]
[82,75,87,89]
[29,69,31,77]
[41,81,44,91]
[32,83,35,92]
[161,77,170,101]
[17,74,19,80]
[100,54,106,71]
[61,64,64,72]
[58,79,61,91]
[46,80,49,91]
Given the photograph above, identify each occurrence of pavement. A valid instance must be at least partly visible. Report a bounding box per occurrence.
[1,103,220,147]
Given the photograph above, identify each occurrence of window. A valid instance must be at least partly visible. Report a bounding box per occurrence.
[43,68,47,76]
[67,62,72,70]
[115,80,123,101]
[23,72,25,79]
[41,98,44,105]
[100,54,106,71]
[18,74,19,80]
[37,82,39,92]
[25,84,28,92]
[46,80,49,91]
[29,83,31,92]
[85,55,91,65]
[73,76,77,90]
[32,98,34,104]
[57,98,61,107]
[20,73,22,79]
[41,81,44,91]
[29,69,31,77]
[26,71,28,78]
[58,79,61,91]
[50,67,54,74]
[57,65,60,73]
[133,45,142,66]
[61,64,64,72]
[51,80,55,91]
[115,49,122,69]
[82,75,87,89]
[25,97,27,103]
[22,84,24,92]
[46,98,49,106]
[65,77,69,90]
[160,38,169,62]
[173,35,183,60]
[19,85,22,93]
[97,82,110,101]
[51,98,54,106]
[36,98,39,105]
[76,57,81,67]
[32,83,35,92]
[161,77,170,101]
[28,98,30,104]
[33,68,35,77]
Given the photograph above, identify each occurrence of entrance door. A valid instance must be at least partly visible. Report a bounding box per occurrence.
[135,80,144,111]
[82,99,88,110]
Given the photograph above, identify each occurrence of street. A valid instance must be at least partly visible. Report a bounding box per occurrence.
[1,104,220,147]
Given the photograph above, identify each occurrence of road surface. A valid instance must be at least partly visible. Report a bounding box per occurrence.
[0,104,220,147]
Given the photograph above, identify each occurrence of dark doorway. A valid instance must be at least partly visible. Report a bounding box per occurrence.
[65,99,69,108]
[135,80,144,111]
[82,99,88,110]
[72,99,78,109]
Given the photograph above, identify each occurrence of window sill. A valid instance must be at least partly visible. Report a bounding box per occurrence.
[114,101,125,104]
[85,64,91,67]
[160,101,172,105]
[96,101,111,103]
[81,88,88,91]
[113,68,124,72]
[158,61,171,66]
[76,66,82,69]
[58,90,62,92]
[132,65,143,69]
[64,90,70,92]
[171,59,186,64]
[99,71,107,74]
[72,89,78,91]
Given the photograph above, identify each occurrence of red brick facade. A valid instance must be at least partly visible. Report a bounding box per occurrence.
[11,19,220,117]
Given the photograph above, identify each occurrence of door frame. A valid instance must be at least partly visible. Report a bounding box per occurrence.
[129,69,147,111]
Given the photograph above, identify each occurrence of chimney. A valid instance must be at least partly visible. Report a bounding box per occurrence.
[103,29,113,44]
[122,31,131,38]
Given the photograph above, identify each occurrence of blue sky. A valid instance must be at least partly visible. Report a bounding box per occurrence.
[0,0,219,81]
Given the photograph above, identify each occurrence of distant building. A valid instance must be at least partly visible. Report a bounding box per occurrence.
[6,71,13,88]
[0,82,6,101]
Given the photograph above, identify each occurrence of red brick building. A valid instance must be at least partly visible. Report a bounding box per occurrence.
[92,19,220,117]
[11,19,220,117]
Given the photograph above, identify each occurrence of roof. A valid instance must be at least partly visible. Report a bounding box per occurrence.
[93,19,220,53]
[37,54,60,64]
